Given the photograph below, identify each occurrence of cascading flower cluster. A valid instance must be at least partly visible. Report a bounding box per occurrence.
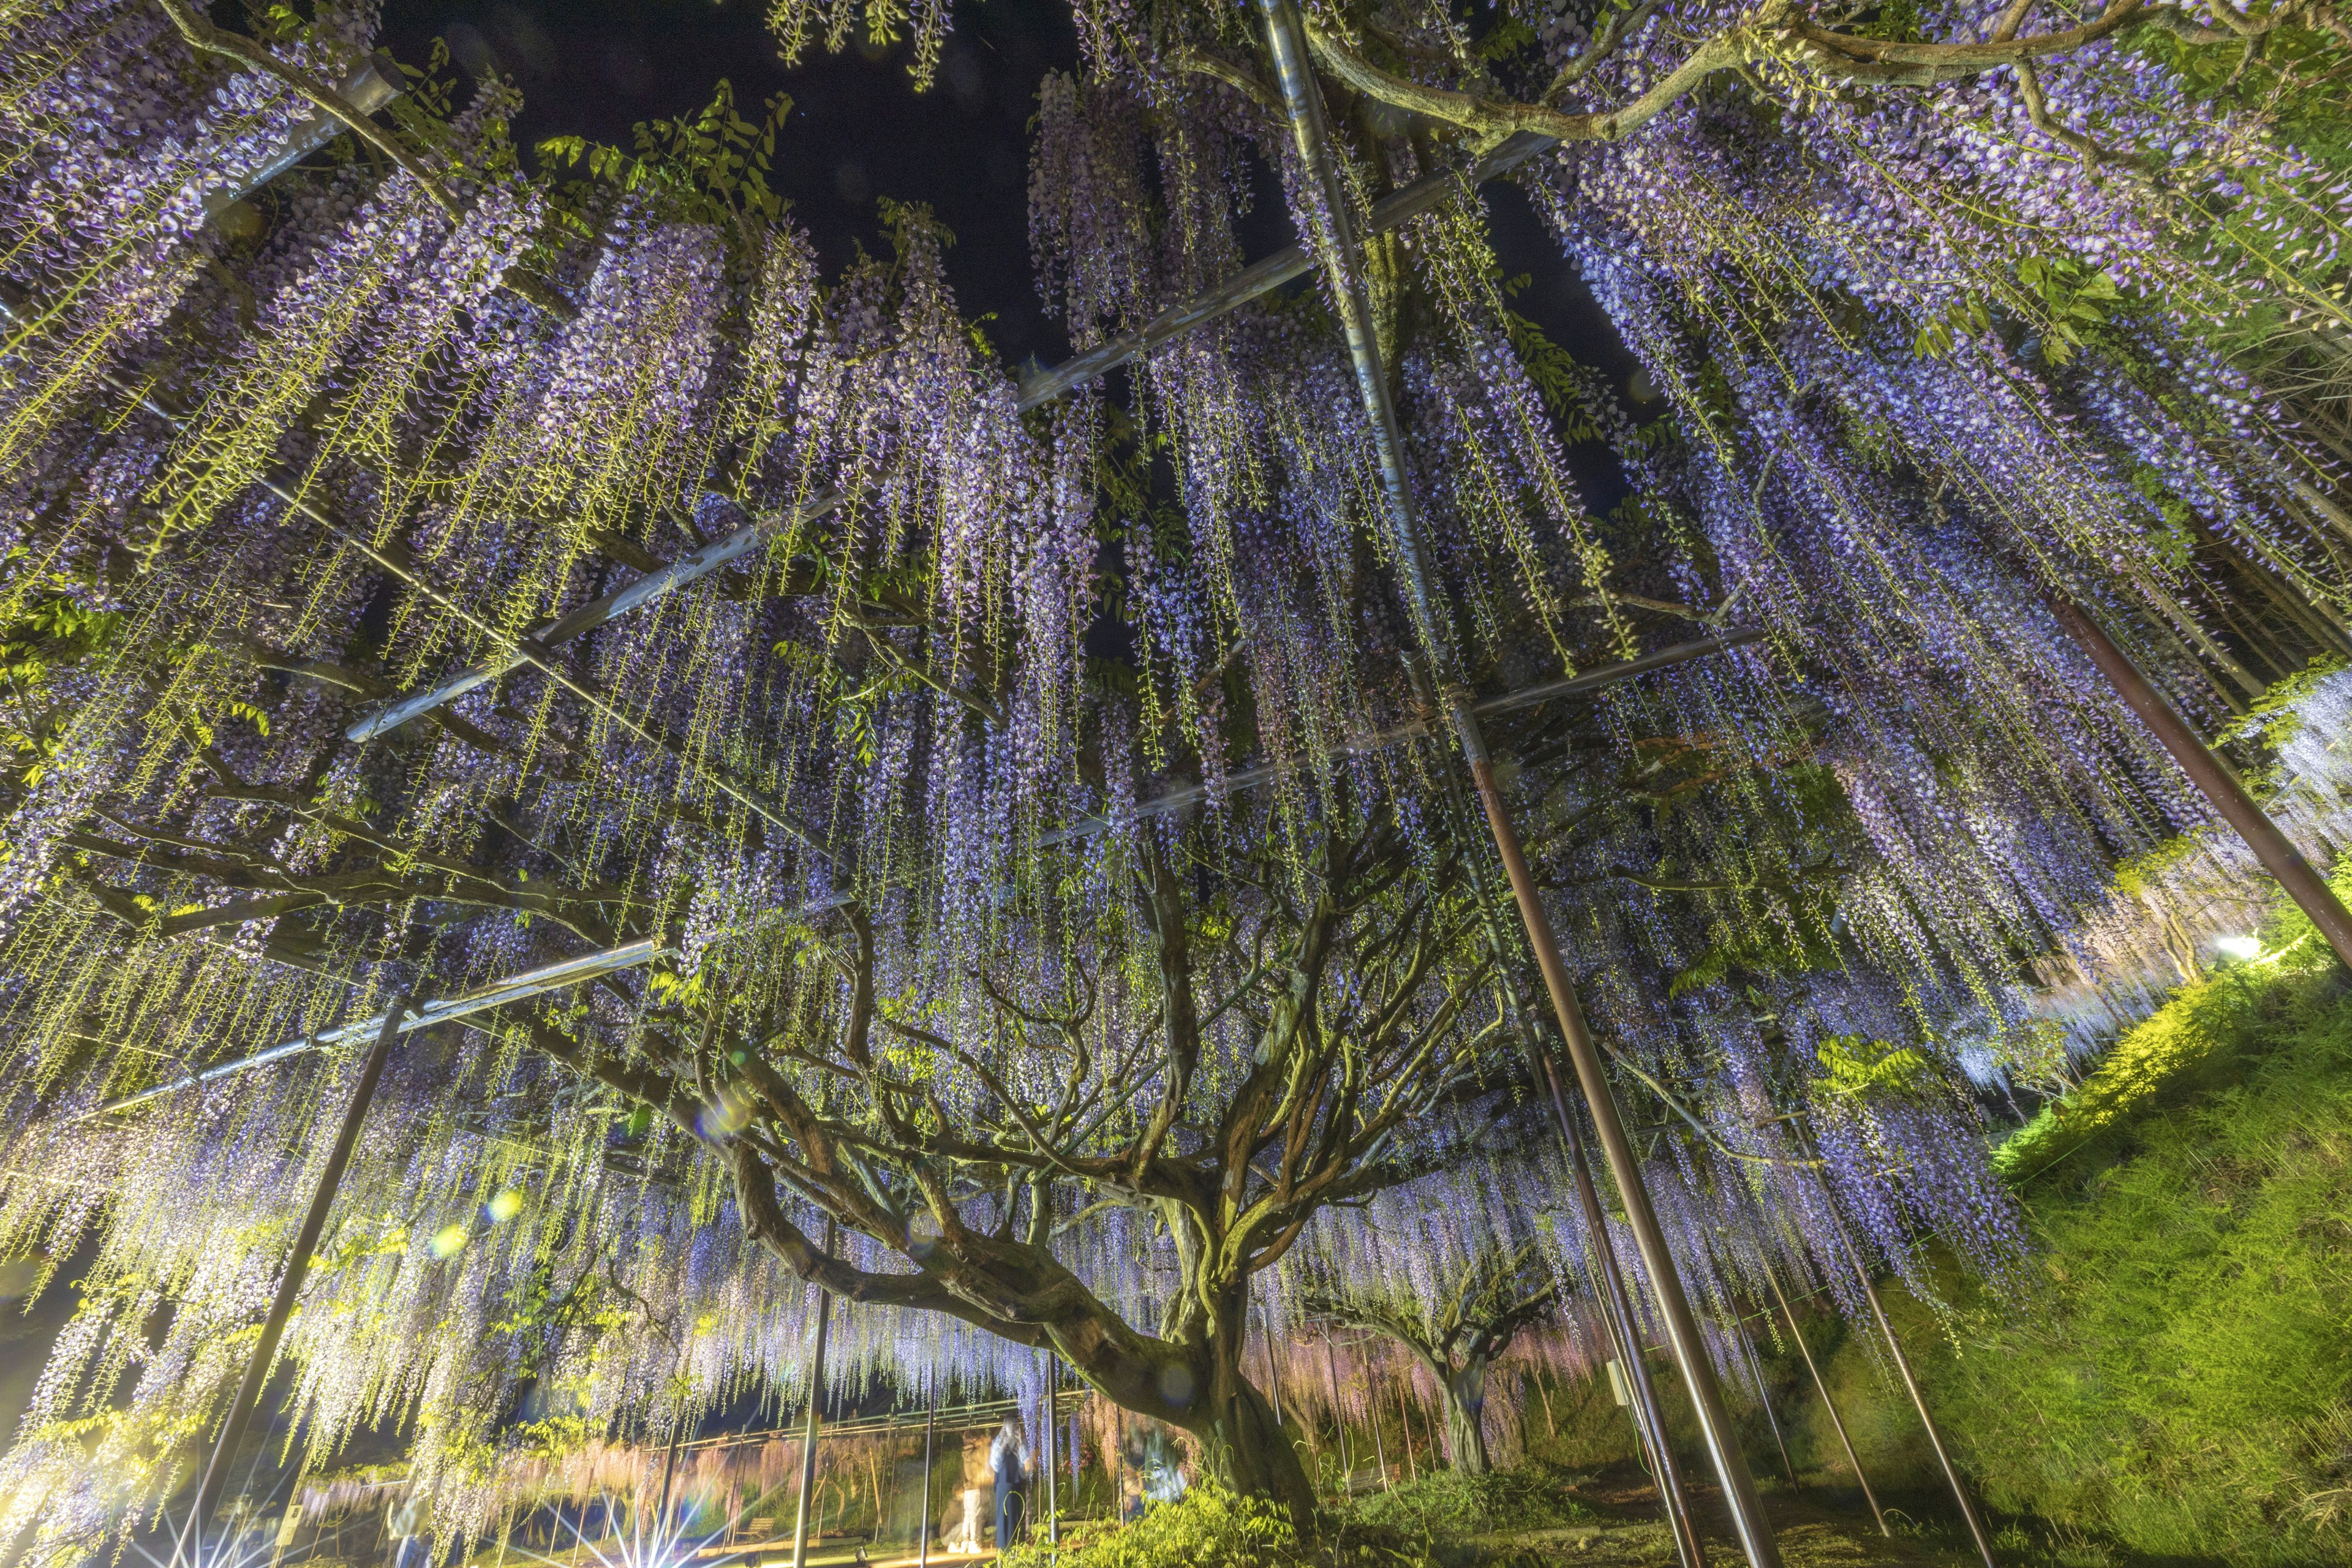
[0,0,2346,1554]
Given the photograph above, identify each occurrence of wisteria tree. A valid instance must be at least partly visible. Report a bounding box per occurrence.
[1,0,2349,1556]
[498,809,1507,1513]
[1310,1238,1559,1473]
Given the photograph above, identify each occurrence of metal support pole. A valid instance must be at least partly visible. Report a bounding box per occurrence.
[653,1333,691,1533]
[1396,1374,1419,1482]
[1324,1335,1354,1496]
[1728,1310,1797,1488]
[207,53,402,217]
[1253,2,1777,1559]
[1256,1293,1284,1426]
[2049,594,2352,969]
[1782,1118,1992,1566]
[1762,1267,1883,1536]
[1410,656,1703,1559]
[790,1219,837,1568]
[655,1414,685,1534]
[1499,819,1766,1567]
[919,1363,937,1568]
[176,997,409,1567]
[1370,1371,1390,1488]
[1624,1342,1705,1568]
[1550,1073,1706,1568]
[1043,1352,1060,1553]
[1826,1222,1996,1568]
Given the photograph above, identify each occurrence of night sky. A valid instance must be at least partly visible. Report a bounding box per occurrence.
[374,0,1638,492]
[379,0,1090,363]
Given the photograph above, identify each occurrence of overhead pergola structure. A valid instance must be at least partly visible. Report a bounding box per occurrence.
[102,48,1774,1561]
[61,13,2352,1567]
[89,8,2348,1122]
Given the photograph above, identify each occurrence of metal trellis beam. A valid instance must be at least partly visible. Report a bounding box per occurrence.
[207,53,403,218]
[1037,630,1764,847]
[1012,131,1558,412]
[83,940,664,1118]
[348,489,845,741]
[80,635,1754,1118]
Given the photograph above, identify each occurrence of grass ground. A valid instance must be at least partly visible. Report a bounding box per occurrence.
[453,1464,2244,1567]
[974,1466,1991,1568]
[1766,897,2352,1565]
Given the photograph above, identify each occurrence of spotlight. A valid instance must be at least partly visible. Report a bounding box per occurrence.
[2214,935,2262,961]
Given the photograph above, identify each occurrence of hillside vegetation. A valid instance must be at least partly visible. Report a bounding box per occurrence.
[1801,893,2352,1564]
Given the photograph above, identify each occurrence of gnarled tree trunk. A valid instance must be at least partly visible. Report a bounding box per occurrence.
[1183,1346,1316,1518]
[1442,1358,1492,1474]
[1142,1261,1316,1517]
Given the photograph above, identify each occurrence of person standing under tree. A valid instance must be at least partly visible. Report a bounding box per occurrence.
[990,1417,1029,1550]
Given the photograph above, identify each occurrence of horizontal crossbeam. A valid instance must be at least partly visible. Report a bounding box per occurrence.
[1013,130,1557,411]
[349,489,845,739]
[85,630,1760,1117]
[84,938,666,1117]
[206,53,401,219]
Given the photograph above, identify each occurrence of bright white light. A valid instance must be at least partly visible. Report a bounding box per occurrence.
[502,1485,749,1568]
[2215,935,2263,961]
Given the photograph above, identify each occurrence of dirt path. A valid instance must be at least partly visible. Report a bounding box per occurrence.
[1477,1469,1978,1567]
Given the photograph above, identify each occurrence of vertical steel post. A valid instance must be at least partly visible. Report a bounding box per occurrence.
[1825,1221,1996,1568]
[176,997,409,1567]
[1727,1309,1796,1488]
[1786,1118,1992,1567]
[1396,1374,1419,1481]
[1111,1406,1125,1523]
[654,1333,690,1533]
[790,1219,837,1568]
[1763,1265,1884,1535]
[2049,594,2352,969]
[1550,1072,1705,1568]
[1414,658,1706,1554]
[654,1417,685,1535]
[1323,1335,1354,1496]
[1624,1346,1705,1568]
[1043,1352,1060,1554]
[919,1363,937,1568]
[1253,2,1779,1559]
[1256,1293,1285,1426]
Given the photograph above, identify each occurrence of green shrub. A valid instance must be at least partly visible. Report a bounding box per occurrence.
[995,1476,1544,1568]
[997,1484,1306,1568]
[1340,1464,1592,1543]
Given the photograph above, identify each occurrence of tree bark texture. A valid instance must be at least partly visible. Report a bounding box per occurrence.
[1442,1360,1492,1474]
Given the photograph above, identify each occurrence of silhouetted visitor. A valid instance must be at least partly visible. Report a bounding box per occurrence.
[990,1416,1029,1550]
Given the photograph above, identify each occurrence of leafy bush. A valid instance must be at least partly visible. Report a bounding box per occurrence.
[997,1485,1306,1568]
[1341,1463,1592,1544]
[995,1476,1561,1568]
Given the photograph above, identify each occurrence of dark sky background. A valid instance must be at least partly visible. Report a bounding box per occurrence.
[379,0,1092,363]
[374,0,1637,480]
